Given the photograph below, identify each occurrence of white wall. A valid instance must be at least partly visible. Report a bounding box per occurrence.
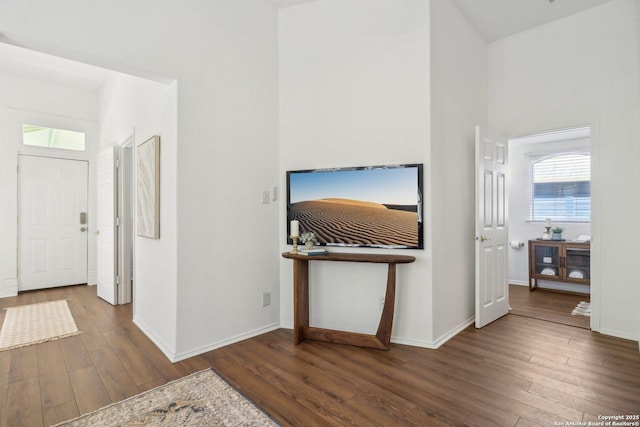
[489,0,640,341]
[0,71,99,297]
[98,73,179,357]
[0,0,281,361]
[279,0,434,345]
[430,0,487,341]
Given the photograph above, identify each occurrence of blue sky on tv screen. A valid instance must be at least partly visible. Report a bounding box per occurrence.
[290,167,419,205]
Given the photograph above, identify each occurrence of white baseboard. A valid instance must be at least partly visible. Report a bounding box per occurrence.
[171,322,281,363]
[87,268,97,285]
[598,327,639,343]
[509,280,529,286]
[430,316,475,349]
[0,278,18,298]
[133,315,177,362]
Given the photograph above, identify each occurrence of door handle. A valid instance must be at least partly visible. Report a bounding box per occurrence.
[475,235,490,242]
[80,227,87,232]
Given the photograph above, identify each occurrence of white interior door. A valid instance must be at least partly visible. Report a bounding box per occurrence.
[18,155,88,291]
[117,141,134,305]
[97,147,117,305]
[475,126,509,328]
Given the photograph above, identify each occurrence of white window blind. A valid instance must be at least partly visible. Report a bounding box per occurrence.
[529,153,590,222]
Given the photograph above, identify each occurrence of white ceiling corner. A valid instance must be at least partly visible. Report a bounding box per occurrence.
[450,0,615,43]
[0,41,110,93]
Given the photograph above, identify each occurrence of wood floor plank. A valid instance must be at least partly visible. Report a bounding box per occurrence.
[68,366,111,415]
[59,334,93,373]
[102,329,162,386]
[43,400,79,427]
[8,346,38,384]
[0,381,8,427]
[0,352,10,387]
[89,346,140,402]
[36,340,75,409]
[206,353,330,427]
[5,376,42,427]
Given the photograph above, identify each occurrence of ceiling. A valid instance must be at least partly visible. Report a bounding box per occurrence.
[0,41,110,92]
[0,0,617,92]
[267,0,319,9]
[450,0,615,43]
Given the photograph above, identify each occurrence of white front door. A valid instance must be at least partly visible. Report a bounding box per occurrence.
[475,126,509,328]
[97,147,117,305]
[18,155,88,291]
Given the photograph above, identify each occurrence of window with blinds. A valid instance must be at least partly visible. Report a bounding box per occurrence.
[530,153,590,222]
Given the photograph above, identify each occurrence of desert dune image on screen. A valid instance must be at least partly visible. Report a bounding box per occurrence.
[287,166,422,248]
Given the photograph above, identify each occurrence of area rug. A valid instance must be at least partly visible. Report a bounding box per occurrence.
[571,301,591,317]
[55,369,279,426]
[0,299,80,351]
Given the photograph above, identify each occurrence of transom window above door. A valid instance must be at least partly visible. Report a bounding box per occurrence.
[22,124,86,151]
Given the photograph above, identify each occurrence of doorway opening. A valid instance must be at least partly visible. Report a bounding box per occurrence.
[507,126,592,329]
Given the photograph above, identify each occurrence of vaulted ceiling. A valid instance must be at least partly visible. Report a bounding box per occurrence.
[450,0,614,42]
[0,0,618,92]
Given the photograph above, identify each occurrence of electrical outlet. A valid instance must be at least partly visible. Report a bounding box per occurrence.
[261,190,270,204]
[262,292,271,307]
[379,296,385,311]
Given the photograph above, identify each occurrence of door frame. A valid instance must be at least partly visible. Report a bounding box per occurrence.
[4,108,98,298]
[505,121,599,333]
[118,133,135,304]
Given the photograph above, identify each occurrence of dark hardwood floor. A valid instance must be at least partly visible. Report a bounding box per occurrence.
[1,285,638,426]
[509,284,591,329]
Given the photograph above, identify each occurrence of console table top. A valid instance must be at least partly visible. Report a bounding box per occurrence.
[282,251,415,264]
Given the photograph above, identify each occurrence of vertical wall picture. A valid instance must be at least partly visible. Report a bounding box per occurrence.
[136,135,160,239]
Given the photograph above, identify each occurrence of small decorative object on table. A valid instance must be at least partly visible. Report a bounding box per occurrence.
[299,231,318,250]
[552,227,564,240]
[290,220,300,254]
[542,218,552,240]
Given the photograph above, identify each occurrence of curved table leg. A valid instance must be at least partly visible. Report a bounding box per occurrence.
[375,263,396,349]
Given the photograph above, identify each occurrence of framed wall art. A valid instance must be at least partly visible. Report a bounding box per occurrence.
[136,135,160,239]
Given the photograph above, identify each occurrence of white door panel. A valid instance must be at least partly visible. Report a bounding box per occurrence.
[475,126,509,328]
[97,147,117,305]
[18,156,88,290]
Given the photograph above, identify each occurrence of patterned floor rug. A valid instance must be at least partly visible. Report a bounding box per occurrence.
[0,299,80,351]
[55,369,279,426]
[571,301,591,317]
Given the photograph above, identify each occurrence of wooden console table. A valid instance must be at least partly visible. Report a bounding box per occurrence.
[281,252,415,350]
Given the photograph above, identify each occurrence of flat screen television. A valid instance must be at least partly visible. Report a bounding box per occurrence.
[286,164,423,249]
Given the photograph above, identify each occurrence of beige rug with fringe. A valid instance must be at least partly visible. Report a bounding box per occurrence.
[55,369,279,426]
[0,299,80,351]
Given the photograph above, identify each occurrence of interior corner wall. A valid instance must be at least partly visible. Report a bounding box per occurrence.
[278,0,433,345]
[429,0,488,341]
[98,73,179,357]
[0,0,281,361]
[488,0,640,341]
[0,70,99,298]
